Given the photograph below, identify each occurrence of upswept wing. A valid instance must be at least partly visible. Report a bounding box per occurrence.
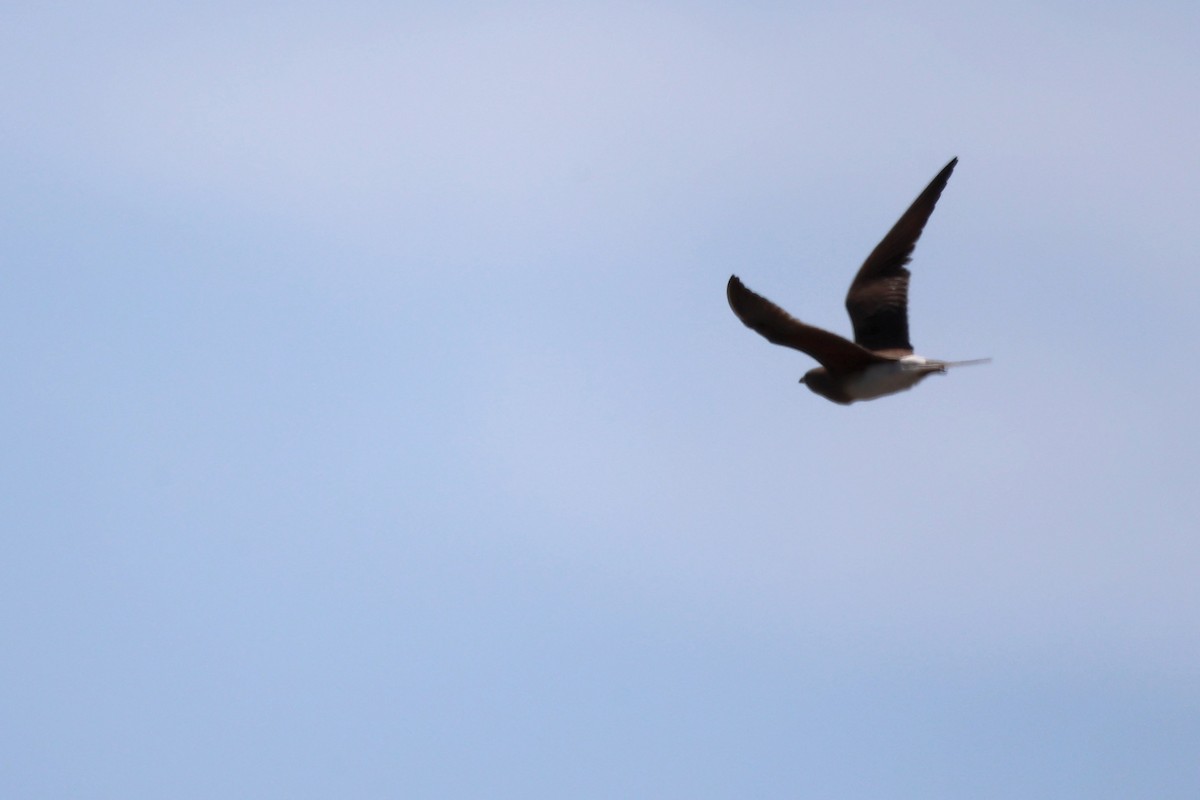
[844,157,957,352]
[727,276,888,373]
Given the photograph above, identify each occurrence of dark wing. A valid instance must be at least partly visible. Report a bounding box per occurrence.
[844,157,957,352]
[727,276,888,373]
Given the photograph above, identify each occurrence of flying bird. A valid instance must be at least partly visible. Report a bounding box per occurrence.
[727,157,989,405]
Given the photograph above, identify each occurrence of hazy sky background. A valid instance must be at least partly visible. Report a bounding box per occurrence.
[4,2,1199,797]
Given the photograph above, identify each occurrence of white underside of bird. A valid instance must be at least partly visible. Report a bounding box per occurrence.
[840,355,989,401]
[840,356,937,401]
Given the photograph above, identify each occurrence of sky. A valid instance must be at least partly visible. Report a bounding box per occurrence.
[3,1,1199,797]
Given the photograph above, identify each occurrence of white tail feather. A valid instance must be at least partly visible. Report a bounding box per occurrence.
[926,357,991,374]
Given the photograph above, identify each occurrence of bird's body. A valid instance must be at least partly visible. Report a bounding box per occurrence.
[839,356,944,401]
[727,158,988,405]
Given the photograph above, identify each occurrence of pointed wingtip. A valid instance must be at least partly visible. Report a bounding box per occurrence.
[726,274,745,302]
[726,274,739,307]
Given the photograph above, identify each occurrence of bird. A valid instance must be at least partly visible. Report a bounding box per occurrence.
[727,157,989,405]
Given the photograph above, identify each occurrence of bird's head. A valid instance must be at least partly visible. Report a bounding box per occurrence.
[799,367,822,387]
[800,367,853,405]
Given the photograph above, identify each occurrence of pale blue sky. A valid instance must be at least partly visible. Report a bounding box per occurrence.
[4,2,1199,797]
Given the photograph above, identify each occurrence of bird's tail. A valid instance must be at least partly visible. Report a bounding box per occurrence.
[930,357,992,373]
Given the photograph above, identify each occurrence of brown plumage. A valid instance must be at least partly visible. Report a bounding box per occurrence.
[728,158,989,405]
